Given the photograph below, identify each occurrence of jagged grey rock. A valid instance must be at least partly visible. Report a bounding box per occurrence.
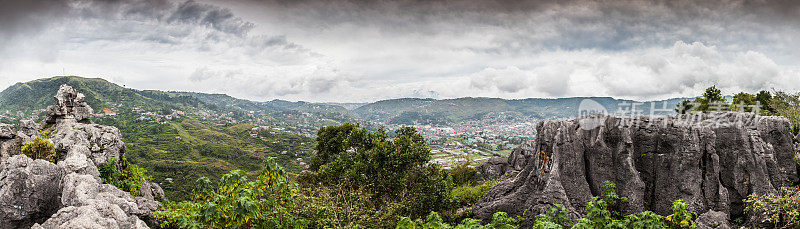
[0,85,161,228]
[0,138,21,162]
[0,124,14,139]
[0,155,64,229]
[49,123,125,167]
[46,84,93,124]
[474,113,798,228]
[696,210,731,229]
[477,142,533,180]
[16,120,40,143]
[477,157,509,180]
[31,204,149,229]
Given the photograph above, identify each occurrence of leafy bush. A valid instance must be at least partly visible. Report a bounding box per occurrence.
[294,184,405,228]
[533,181,696,229]
[745,186,800,228]
[451,180,497,207]
[532,204,573,229]
[770,91,800,134]
[449,159,482,186]
[98,157,151,196]
[302,124,453,221]
[155,157,305,229]
[21,135,56,163]
[396,211,520,229]
[665,200,697,229]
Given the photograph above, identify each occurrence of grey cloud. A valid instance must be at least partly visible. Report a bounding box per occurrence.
[168,0,254,36]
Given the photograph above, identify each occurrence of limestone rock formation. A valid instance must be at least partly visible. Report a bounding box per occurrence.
[0,124,15,139]
[45,84,93,124]
[0,156,64,228]
[477,142,533,180]
[16,120,40,144]
[0,84,162,228]
[474,113,798,228]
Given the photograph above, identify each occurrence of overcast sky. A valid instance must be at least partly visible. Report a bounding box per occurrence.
[0,0,798,102]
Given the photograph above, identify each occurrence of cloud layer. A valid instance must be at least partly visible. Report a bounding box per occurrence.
[0,0,798,102]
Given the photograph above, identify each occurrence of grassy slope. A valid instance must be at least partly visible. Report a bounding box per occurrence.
[97,114,314,200]
[0,76,317,200]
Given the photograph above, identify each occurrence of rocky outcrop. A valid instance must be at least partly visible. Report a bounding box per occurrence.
[45,84,93,124]
[0,124,15,139]
[474,113,798,228]
[16,120,40,144]
[477,142,533,180]
[0,156,64,228]
[0,84,161,228]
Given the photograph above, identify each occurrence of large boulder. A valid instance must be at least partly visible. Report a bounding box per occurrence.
[31,204,149,229]
[477,142,534,180]
[0,155,64,228]
[16,120,41,143]
[474,113,798,227]
[49,123,125,167]
[477,157,509,180]
[696,210,731,229]
[0,124,14,139]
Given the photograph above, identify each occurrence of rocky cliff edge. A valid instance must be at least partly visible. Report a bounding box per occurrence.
[0,84,163,229]
[475,113,798,228]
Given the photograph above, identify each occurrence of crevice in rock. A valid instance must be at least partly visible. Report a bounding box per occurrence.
[583,148,598,197]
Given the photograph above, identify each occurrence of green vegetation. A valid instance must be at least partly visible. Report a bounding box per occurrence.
[155,158,305,229]
[0,76,347,201]
[532,182,697,229]
[98,157,151,197]
[299,124,453,225]
[97,114,315,200]
[21,135,56,163]
[745,186,800,228]
[676,86,775,115]
[770,91,800,134]
[451,181,496,207]
[396,212,520,229]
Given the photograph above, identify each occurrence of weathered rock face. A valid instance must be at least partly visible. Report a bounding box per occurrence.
[0,124,15,139]
[477,142,533,180]
[0,84,162,228]
[0,156,64,228]
[474,113,798,228]
[45,84,94,124]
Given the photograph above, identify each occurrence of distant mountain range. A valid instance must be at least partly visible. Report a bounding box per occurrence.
[0,76,690,126]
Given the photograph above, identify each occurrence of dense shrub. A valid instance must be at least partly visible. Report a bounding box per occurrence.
[21,135,56,163]
[745,186,800,228]
[451,180,497,207]
[155,158,305,229]
[533,181,697,229]
[302,124,454,222]
[98,157,150,196]
[294,185,405,228]
[771,91,800,134]
[396,211,520,229]
[449,159,482,186]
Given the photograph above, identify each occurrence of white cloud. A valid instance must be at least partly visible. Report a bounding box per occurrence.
[461,41,799,101]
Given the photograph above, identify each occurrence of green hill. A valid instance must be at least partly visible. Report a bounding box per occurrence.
[0,76,327,200]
